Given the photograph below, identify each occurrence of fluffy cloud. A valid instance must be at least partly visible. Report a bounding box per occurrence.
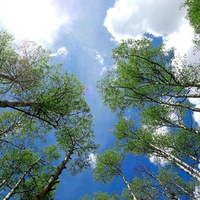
[104,0,198,60]
[194,185,200,199]
[87,153,97,168]
[50,47,69,57]
[149,148,173,167]
[149,153,169,167]
[104,0,186,40]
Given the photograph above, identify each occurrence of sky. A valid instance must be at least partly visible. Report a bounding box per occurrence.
[0,0,199,199]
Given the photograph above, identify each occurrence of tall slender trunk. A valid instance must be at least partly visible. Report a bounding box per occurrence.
[118,171,137,200]
[0,171,15,189]
[143,166,180,200]
[3,157,41,200]
[149,143,200,182]
[151,97,200,113]
[160,116,200,136]
[33,142,76,200]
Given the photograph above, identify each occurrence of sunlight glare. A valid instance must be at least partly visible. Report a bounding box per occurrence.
[0,0,68,43]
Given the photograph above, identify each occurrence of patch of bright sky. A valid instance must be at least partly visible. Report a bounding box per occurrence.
[0,0,69,44]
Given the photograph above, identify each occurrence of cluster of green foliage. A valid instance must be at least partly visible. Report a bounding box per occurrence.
[182,0,200,34]
[181,0,200,48]
[0,30,98,199]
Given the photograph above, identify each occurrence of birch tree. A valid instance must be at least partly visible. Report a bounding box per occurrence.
[97,37,200,115]
[35,112,98,199]
[97,35,200,196]
[122,162,197,200]
[0,30,87,129]
[0,146,60,200]
[0,30,98,199]
[94,149,137,200]
[114,118,200,182]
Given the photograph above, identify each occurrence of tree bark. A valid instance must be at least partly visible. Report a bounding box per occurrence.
[149,143,200,182]
[33,142,76,200]
[118,170,137,200]
[160,116,200,136]
[0,100,32,108]
[141,165,180,200]
[3,157,41,200]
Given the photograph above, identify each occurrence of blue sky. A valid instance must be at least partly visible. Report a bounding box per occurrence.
[0,0,199,199]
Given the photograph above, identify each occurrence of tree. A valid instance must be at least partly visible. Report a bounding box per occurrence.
[94,149,137,200]
[114,118,200,182]
[93,2,200,198]
[181,0,200,35]
[96,32,200,198]
[88,146,197,200]
[34,113,98,199]
[0,30,87,129]
[124,162,198,200]
[0,30,98,199]
[0,146,60,200]
[98,37,200,115]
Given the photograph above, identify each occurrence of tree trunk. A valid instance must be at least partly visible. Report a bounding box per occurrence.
[142,165,180,200]
[149,143,200,182]
[3,157,41,200]
[118,171,137,200]
[33,142,76,200]
[160,116,200,136]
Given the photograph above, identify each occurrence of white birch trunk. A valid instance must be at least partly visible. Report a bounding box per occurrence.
[3,157,41,200]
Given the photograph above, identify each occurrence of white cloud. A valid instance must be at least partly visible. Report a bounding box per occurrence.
[104,0,198,61]
[87,153,97,168]
[0,0,69,44]
[194,185,200,199]
[149,153,169,167]
[149,148,173,167]
[50,47,68,57]
[100,66,107,76]
[104,0,186,41]
[93,50,108,76]
[142,125,171,166]
[154,126,168,136]
[149,127,172,166]
[95,53,104,66]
